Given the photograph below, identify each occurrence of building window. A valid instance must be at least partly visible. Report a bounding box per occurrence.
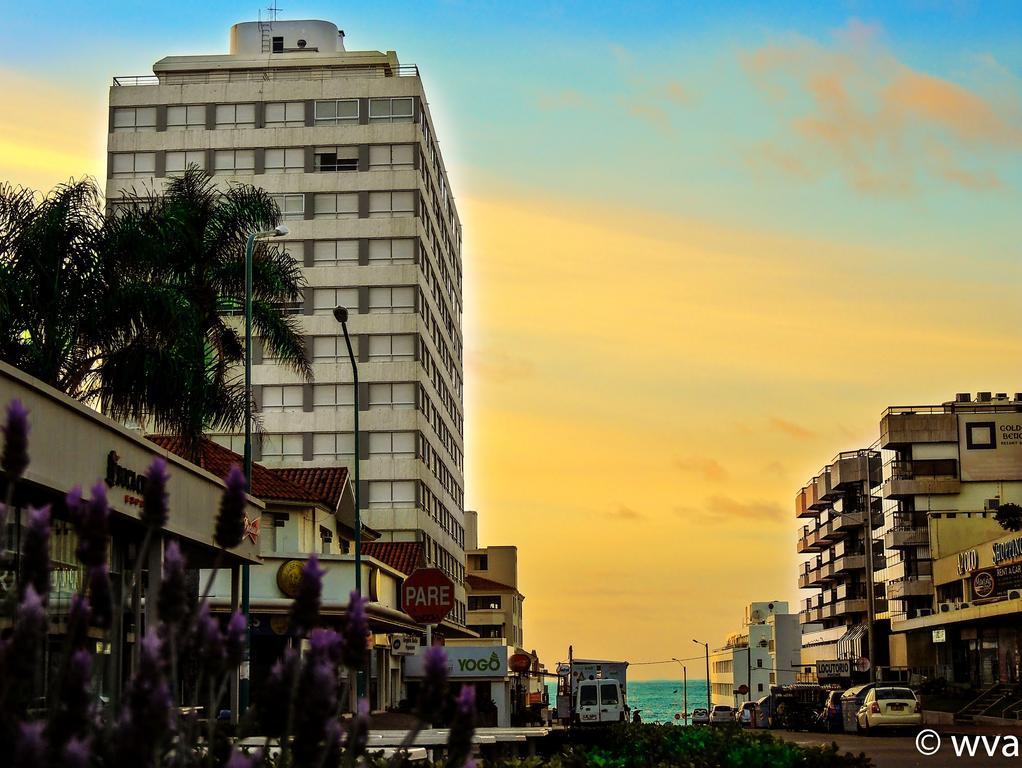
[165,150,206,175]
[111,152,156,176]
[368,432,416,456]
[311,336,358,363]
[312,383,354,407]
[313,193,359,219]
[368,383,415,409]
[368,144,415,170]
[277,241,304,264]
[368,286,415,314]
[368,480,416,507]
[210,434,245,453]
[265,101,304,127]
[468,595,501,610]
[261,385,303,412]
[112,107,156,132]
[367,334,415,362]
[272,36,284,53]
[368,97,413,123]
[313,288,359,315]
[270,193,305,220]
[368,191,414,218]
[314,99,359,125]
[264,147,304,174]
[213,149,255,173]
[215,103,256,128]
[312,240,359,265]
[315,146,358,172]
[166,104,205,131]
[260,434,303,460]
[368,239,415,264]
[312,432,354,459]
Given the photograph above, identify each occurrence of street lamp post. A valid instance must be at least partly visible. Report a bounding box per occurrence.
[693,639,711,713]
[333,305,366,701]
[671,658,688,725]
[240,225,288,715]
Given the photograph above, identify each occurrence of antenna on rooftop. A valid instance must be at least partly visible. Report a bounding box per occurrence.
[266,1,283,21]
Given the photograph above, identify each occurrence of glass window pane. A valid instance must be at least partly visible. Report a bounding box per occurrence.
[338,100,358,119]
[265,103,285,123]
[393,481,415,503]
[112,154,133,174]
[393,145,414,166]
[393,335,415,357]
[315,100,336,119]
[113,109,134,128]
[394,432,415,453]
[215,104,234,123]
[393,239,415,261]
[237,104,255,124]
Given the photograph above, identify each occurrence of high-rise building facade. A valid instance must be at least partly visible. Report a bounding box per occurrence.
[105,19,467,623]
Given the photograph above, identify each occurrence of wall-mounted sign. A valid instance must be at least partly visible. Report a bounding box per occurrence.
[993,536,1022,566]
[276,559,306,598]
[957,549,979,575]
[106,450,148,493]
[404,645,510,679]
[390,634,419,656]
[971,563,1022,600]
[959,415,1022,481]
[816,659,851,679]
[933,629,946,643]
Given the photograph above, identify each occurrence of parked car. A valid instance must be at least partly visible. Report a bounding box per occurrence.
[709,704,735,725]
[818,690,843,733]
[735,701,757,727]
[691,707,710,725]
[856,687,922,734]
[753,696,772,728]
[840,684,875,734]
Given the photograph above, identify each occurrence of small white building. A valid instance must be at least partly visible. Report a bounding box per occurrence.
[405,641,514,726]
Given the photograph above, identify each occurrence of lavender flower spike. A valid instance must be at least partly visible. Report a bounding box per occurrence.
[21,505,51,601]
[63,738,91,768]
[341,589,369,670]
[446,683,477,767]
[225,749,264,768]
[88,565,113,630]
[346,697,370,757]
[288,553,325,637]
[224,610,247,669]
[215,464,247,549]
[417,643,449,721]
[141,456,170,529]
[158,539,188,627]
[14,721,45,768]
[74,481,110,568]
[1,399,30,479]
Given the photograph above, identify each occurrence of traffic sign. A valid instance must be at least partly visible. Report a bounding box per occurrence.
[402,568,455,624]
[737,684,750,695]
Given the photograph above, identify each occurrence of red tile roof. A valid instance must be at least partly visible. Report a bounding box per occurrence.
[148,436,331,508]
[272,467,349,511]
[466,574,516,592]
[363,542,425,576]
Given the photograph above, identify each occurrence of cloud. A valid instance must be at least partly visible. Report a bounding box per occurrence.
[608,505,644,521]
[674,457,730,483]
[741,18,1022,193]
[619,97,672,135]
[676,495,787,525]
[535,89,592,111]
[769,417,816,440]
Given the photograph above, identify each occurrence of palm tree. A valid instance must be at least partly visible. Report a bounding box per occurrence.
[0,170,311,452]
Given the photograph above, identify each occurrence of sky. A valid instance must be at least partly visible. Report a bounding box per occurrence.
[3,0,1022,679]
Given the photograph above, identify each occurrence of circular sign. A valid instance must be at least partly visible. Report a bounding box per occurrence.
[402,568,456,624]
[510,653,533,673]
[854,657,872,673]
[973,570,996,599]
[737,684,749,695]
[270,615,290,635]
[276,559,306,598]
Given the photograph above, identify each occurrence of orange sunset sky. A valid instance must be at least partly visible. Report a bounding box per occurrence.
[3,1,1022,678]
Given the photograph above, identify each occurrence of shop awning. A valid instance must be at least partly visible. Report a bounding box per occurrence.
[836,624,867,659]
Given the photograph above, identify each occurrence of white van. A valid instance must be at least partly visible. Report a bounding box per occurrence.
[575,679,626,724]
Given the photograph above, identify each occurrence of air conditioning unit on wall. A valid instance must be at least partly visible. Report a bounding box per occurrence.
[939,602,955,613]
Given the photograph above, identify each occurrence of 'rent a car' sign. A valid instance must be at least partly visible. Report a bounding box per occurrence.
[402,567,455,624]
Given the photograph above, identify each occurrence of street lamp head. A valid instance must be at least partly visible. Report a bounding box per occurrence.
[273,225,289,237]
[333,305,349,324]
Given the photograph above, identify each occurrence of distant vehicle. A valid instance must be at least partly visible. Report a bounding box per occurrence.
[557,659,629,725]
[691,708,710,725]
[735,701,757,727]
[840,684,875,733]
[709,705,734,725]
[753,696,772,728]
[818,690,844,733]
[575,678,626,725]
[856,687,922,734]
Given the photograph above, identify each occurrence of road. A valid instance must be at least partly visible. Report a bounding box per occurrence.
[776,727,1022,768]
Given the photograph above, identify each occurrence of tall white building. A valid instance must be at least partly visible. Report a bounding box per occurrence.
[105,19,467,623]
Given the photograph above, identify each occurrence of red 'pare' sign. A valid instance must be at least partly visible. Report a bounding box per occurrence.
[402,568,455,624]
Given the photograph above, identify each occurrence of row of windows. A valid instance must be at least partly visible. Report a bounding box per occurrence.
[286,237,415,267]
[468,595,502,611]
[260,382,417,412]
[419,289,461,391]
[311,285,415,314]
[425,534,465,588]
[418,240,461,340]
[111,98,414,133]
[419,481,464,550]
[419,202,461,302]
[419,421,464,507]
[268,191,415,220]
[419,384,464,471]
[419,337,464,435]
[110,146,415,177]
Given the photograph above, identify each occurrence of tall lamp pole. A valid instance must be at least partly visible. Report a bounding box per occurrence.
[333,305,365,701]
[671,658,688,725]
[693,639,711,713]
[241,225,288,715]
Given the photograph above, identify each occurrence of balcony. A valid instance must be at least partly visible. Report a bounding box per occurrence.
[832,598,868,617]
[810,472,832,510]
[797,525,829,554]
[795,486,818,519]
[833,552,866,573]
[884,526,929,549]
[883,459,961,498]
[799,558,838,589]
[880,408,957,449]
[830,450,882,490]
[887,577,934,601]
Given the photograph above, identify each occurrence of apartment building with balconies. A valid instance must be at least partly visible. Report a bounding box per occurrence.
[104,19,468,624]
[797,450,888,675]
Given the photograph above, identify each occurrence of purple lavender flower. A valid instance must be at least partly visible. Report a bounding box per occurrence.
[225,748,263,768]
[113,629,173,767]
[192,602,225,669]
[288,554,325,637]
[13,584,46,649]
[14,720,45,768]
[257,649,297,735]
[67,593,92,650]
[157,540,188,628]
[416,644,449,721]
[214,465,247,549]
[63,738,91,768]
[141,456,170,529]
[446,684,476,767]
[21,504,50,601]
[1,399,30,479]
[66,484,83,515]
[224,610,247,669]
[50,649,94,750]
[88,565,113,630]
[323,718,343,768]
[74,481,110,568]
[341,590,369,670]
[307,627,342,666]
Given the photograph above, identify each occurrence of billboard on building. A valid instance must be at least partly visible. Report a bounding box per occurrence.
[958,414,1022,481]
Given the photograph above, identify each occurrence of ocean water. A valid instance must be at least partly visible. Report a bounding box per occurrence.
[545,679,710,724]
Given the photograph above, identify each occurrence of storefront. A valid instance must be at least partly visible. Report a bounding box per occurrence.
[0,362,262,709]
[404,643,513,726]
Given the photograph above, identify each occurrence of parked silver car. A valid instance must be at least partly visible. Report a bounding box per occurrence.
[709,704,735,725]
